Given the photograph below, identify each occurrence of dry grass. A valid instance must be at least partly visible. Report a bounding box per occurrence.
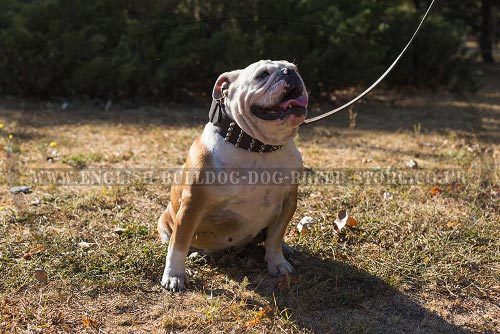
[0,65,499,333]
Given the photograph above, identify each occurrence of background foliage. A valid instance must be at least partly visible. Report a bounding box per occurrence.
[0,0,485,101]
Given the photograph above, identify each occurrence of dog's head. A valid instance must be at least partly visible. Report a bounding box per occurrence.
[212,60,308,146]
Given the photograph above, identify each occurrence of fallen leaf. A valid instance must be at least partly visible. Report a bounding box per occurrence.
[112,227,128,235]
[297,216,315,234]
[9,186,31,194]
[447,183,464,192]
[244,307,273,328]
[406,159,418,169]
[383,190,393,201]
[334,210,358,231]
[446,221,458,228]
[430,186,442,195]
[77,241,94,248]
[335,252,348,261]
[24,246,45,260]
[34,269,48,283]
[423,257,430,264]
[346,217,358,227]
[122,152,133,161]
[81,315,99,329]
[466,144,479,153]
[188,252,201,259]
[334,209,348,231]
[30,246,46,253]
[278,273,300,292]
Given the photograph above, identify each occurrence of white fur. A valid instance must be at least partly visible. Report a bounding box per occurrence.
[265,251,294,276]
[222,60,308,145]
[161,247,189,291]
[197,123,302,249]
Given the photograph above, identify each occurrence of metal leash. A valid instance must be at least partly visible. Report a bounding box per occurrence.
[303,0,436,124]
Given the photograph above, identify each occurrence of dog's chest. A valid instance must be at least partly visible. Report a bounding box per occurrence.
[208,182,289,223]
[193,184,291,250]
[195,182,292,251]
[191,124,301,250]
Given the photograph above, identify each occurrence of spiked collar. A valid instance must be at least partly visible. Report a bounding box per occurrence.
[208,100,284,153]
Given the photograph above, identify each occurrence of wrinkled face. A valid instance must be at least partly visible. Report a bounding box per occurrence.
[212,60,308,146]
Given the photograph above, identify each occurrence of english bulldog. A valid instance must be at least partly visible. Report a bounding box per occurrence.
[158,60,308,291]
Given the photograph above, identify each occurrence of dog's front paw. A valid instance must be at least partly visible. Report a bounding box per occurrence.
[161,271,189,292]
[267,257,294,276]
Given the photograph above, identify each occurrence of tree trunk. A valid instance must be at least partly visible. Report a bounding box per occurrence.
[480,0,495,63]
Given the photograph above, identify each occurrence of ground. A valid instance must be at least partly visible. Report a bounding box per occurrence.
[0,65,498,333]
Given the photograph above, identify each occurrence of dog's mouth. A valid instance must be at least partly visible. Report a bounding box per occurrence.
[251,86,308,121]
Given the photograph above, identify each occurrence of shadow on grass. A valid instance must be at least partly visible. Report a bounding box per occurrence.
[301,101,498,144]
[1,95,498,146]
[0,100,207,129]
[204,245,473,334]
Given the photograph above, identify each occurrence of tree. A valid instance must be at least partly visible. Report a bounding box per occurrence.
[480,0,495,63]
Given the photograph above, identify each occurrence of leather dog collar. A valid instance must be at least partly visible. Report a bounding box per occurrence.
[209,100,283,153]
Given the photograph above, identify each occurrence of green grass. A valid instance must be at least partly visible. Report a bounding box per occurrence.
[62,152,104,169]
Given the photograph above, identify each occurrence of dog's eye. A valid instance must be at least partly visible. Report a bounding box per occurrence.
[256,70,269,79]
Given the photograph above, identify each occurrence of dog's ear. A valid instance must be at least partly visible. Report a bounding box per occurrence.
[279,60,299,72]
[212,70,240,100]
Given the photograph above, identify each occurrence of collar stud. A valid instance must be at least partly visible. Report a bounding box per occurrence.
[209,101,283,153]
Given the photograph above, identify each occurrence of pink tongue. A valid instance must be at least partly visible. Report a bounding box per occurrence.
[278,95,308,109]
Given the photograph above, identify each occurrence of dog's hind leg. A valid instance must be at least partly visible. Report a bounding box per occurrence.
[157,203,174,243]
